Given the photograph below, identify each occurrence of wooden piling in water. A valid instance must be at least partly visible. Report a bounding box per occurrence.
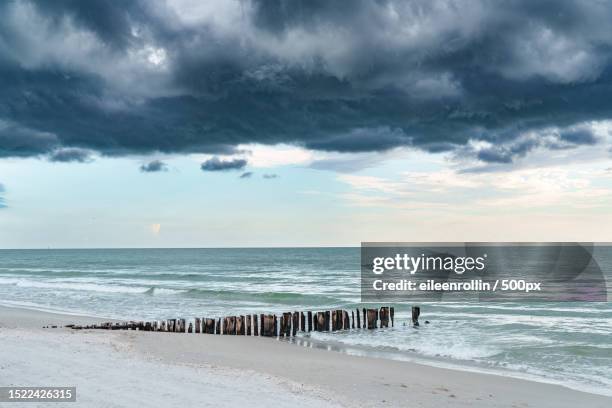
[204,318,215,334]
[224,316,236,335]
[236,315,245,335]
[367,309,378,329]
[315,312,324,331]
[331,310,339,331]
[412,306,420,327]
[69,304,405,337]
[273,315,278,337]
[292,312,299,336]
[262,314,275,337]
[281,313,291,337]
[380,306,389,328]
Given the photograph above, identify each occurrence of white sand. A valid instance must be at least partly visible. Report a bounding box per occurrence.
[1,306,610,408]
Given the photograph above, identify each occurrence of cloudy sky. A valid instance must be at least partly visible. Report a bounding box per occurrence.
[1,0,612,247]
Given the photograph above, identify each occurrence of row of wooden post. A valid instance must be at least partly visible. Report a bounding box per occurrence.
[69,306,421,335]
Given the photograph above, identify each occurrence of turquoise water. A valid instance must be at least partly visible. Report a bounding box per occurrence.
[0,248,610,395]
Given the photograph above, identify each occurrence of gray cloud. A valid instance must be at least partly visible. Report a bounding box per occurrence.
[263,173,278,179]
[140,160,168,172]
[239,172,253,178]
[201,157,247,172]
[558,129,598,145]
[1,0,612,162]
[48,148,93,163]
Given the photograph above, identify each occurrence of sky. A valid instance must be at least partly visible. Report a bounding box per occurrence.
[1,0,612,248]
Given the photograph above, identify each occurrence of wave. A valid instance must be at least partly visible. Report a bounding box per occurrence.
[11,279,149,294]
[1,277,343,306]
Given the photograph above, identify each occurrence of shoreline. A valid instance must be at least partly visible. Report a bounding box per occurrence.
[1,305,610,407]
[1,302,609,398]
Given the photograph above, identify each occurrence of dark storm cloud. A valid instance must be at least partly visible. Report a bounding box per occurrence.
[1,0,612,163]
[558,129,598,145]
[239,171,253,178]
[140,159,168,172]
[200,157,247,171]
[48,148,92,163]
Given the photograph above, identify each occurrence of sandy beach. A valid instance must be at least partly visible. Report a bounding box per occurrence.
[0,305,610,408]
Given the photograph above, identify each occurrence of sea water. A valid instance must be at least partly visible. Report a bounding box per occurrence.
[0,248,610,395]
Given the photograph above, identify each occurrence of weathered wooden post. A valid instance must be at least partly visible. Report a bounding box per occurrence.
[343,310,350,330]
[362,308,367,328]
[281,313,291,337]
[325,311,331,331]
[204,318,215,334]
[179,318,186,333]
[412,306,420,327]
[246,315,251,335]
[273,315,278,337]
[262,314,275,337]
[390,307,395,327]
[292,312,299,336]
[331,310,339,331]
[253,314,258,336]
[300,312,306,332]
[236,315,245,335]
[215,318,221,334]
[307,311,313,332]
[356,308,361,329]
[228,316,237,334]
[188,322,193,333]
[195,318,201,333]
[263,315,271,337]
[367,309,378,329]
[160,321,166,332]
[316,312,324,331]
[167,319,175,332]
[380,307,389,328]
[260,314,265,336]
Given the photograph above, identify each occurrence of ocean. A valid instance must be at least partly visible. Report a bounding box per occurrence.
[0,248,610,396]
